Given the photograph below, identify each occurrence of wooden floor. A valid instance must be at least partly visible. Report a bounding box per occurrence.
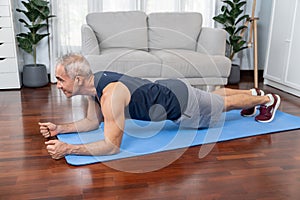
[1,73,300,200]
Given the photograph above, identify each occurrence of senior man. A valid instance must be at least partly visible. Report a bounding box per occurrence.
[39,53,280,159]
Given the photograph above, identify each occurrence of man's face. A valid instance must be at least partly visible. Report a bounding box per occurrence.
[55,64,76,98]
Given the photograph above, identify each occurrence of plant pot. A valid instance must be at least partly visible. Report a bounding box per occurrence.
[22,64,49,87]
[228,64,240,84]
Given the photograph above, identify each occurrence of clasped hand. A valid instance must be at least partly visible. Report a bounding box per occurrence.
[39,122,58,138]
[45,140,68,160]
[39,122,67,159]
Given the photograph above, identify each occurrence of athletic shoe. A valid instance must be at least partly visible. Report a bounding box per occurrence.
[255,94,281,123]
[241,88,265,117]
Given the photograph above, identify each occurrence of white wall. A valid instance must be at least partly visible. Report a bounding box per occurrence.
[257,0,273,70]
[239,0,273,70]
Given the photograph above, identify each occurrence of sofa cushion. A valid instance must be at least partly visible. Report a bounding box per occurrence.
[86,11,148,50]
[150,49,231,79]
[148,12,202,51]
[86,48,162,77]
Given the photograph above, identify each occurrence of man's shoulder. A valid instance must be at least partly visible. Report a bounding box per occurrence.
[101,82,131,107]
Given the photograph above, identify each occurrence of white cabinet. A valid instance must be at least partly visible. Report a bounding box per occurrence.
[264,0,300,97]
[0,0,21,89]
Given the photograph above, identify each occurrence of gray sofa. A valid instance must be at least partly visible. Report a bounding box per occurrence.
[81,11,231,89]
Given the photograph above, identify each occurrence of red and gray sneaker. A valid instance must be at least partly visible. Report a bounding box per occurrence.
[255,94,281,123]
[241,88,265,117]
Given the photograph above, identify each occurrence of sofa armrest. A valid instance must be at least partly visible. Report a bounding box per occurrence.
[81,24,100,55]
[197,27,226,56]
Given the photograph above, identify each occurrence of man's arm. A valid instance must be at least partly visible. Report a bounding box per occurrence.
[58,96,103,133]
[45,82,131,159]
[39,96,102,138]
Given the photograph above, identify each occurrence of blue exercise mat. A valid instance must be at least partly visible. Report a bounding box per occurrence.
[57,110,300,166]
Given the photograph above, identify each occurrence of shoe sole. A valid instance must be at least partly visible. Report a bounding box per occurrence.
[256,94,281,123]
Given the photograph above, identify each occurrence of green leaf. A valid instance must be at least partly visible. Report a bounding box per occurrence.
[223,1,234,9]
[25,9,40,22]
[16,37,33,54]
[26,23,48,33]
[38,7,50,20]
[230,7,243,19]
[230,35,242,42]
[21,1,32,12]
[18,19,29,26]
[238,46,249,52]
[227,16,235,26]
[236,14,249,25]
[213,14,227,25]
[237,1,247,9]
[221,5,228,12]
[16,32,31,39]
[33,0,49,7]
[233,40,247,53]
[234,25,248,34]
[16,8,25,13]
[33,33,50,44]
[47,15,56,19]
[225,26,235,35]
[16,9,29,19]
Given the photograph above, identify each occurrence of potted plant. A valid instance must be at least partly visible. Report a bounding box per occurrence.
[213,0,249,84]
[16,0,55,87]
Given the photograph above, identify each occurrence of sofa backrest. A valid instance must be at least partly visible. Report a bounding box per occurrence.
[148,12,202,51]
[86,11,148,50]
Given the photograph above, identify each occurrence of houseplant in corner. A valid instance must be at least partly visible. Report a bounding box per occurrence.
[213,0,249,84]
[16,0,55,87]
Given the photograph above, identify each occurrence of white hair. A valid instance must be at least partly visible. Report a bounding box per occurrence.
[56,53,93,79]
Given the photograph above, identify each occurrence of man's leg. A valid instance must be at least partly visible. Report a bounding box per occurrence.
[215,88,281,123]
[213,87,254,97]
[213,88,265,116]
[222,93,270,112]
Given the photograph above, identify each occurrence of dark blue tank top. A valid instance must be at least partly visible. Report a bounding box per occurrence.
[94,71,188,121]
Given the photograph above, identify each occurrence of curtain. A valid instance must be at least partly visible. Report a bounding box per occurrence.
[49,0,217,82]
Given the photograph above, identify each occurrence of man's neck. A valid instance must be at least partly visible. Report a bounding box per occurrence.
[80,75,97,96]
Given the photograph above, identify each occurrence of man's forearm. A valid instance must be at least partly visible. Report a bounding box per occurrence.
[67,140,120,156]
[57,118,100,134]
[56,123,76,134]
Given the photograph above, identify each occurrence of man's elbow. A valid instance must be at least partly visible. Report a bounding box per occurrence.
[89,120,100,130]
[107,146,120,155]
[91,123,100,131]
[104,140,121,155]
